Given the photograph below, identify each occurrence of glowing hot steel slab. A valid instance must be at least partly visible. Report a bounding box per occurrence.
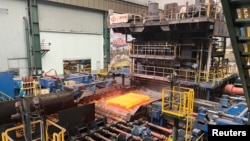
[106,93,150,109]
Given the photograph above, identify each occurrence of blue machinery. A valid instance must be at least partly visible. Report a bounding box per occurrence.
[193,95,249,133]
[147,94,249,140]
[39,72,115,98]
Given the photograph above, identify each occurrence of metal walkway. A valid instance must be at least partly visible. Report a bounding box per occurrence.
[221,0,250,124]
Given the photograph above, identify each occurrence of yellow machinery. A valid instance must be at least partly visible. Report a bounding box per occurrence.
[97,60,131,80]
[1,120,66,141]
[162,86,194,141]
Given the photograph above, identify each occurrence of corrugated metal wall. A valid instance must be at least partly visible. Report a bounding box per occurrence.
[47,0,148,14]
[39,2,104,74]
[0,0,28,76]
[0,0,149,76]
[39,3,103,34]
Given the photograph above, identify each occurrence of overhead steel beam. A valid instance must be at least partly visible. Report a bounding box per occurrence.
[103,12,110,68]
[46,0,148,14]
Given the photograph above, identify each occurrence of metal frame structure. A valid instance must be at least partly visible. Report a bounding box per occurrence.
[26,0,42,75]
[221,0,250,124]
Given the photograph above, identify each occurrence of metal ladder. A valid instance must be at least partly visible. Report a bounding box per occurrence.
[221,0,250,124]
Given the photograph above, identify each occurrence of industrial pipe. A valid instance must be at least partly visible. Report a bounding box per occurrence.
[117,122,168,140]
[109,126,142,141]
[223,84,244,95]
[116,123,132,131]
[205,108,248,122]
[109,126,129,135]
[144,121,173,134]
[238,107,248,117]
[100,128,118,137]
[167,121,185,129]
[194,99,219,109]
[151,131,167,140]
[192,112,198,117]
[84,136,95,141]
[93,132,112,141]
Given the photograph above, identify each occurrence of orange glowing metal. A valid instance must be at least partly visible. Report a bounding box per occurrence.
[106,93,150,109]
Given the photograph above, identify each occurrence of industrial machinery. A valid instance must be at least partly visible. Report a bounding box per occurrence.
[2,1,250,141]
[109,1,237,100]
[108,0,245,140]
[39,69,64,93]
[193,95,248,134]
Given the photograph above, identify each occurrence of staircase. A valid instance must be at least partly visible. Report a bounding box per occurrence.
[0,91,13,102]
[221,0,250,124]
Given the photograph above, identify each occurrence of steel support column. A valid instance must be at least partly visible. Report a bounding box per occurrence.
[24,17,32,75]
[28,0,42,75]
[173,118,179,141]
[103,12,110,68]
[221,0,250,124]
[206,40,212,82]
[206,89,210,100]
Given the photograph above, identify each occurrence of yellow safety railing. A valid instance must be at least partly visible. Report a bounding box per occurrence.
[195,133,205,141]
[0,91,14,102]
[162,86,194,118]
[2,132,5,141]
[133,64,237,86]
[96,60,131,79]
[96,68,109,80]
[46,120,66,141]
[174,69,197,82]
[2,120,66,141]
[200,64,238,86]
[162,86,194,141]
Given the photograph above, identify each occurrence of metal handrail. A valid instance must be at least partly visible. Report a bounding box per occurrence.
[195,133,205,141]
[47,120,66,141]
[2,120,66,141]
[162,86,194,141]
[133,64,238,85]
[110,2,224,25]
[162,86,194,118]
[165,3,223,21]
[3,120,42,141]
[0,91,14,102]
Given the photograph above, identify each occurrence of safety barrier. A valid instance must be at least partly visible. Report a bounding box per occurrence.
[133,64,238,86]
[162,86,194,118]
[162,86,194,141]
[2,120,66,141]
[164,2,223,21]
[0,91,14,102]
[126,2,224,25]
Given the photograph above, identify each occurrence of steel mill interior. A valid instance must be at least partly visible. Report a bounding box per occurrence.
[0,0,250,141]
